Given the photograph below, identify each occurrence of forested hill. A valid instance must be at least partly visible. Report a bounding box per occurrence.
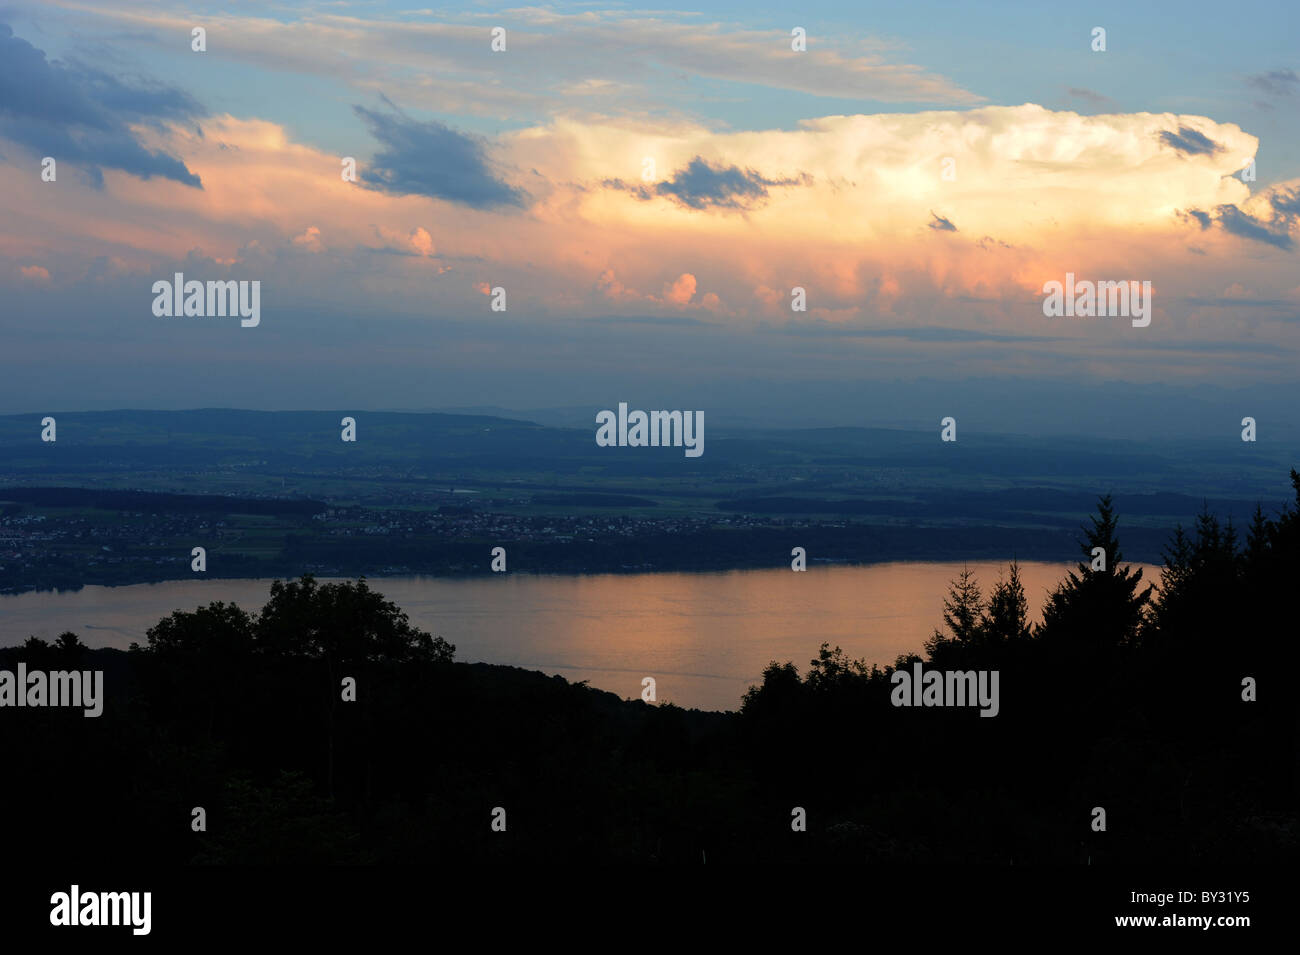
[1,475,1295,864]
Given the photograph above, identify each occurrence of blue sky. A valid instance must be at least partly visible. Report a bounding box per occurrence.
[10,1,1298,179]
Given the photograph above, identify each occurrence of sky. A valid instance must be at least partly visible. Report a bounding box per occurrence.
[1,0,1298,438]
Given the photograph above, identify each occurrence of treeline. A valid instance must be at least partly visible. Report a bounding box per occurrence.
[279,522,1169,572]
[739,476,1299,861]
[0,474,1296,863]
[0,486,326,516]
[0,552,270,596]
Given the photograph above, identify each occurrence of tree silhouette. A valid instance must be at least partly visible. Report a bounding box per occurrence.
[942,566,984,643]
[1145,506,1248,655]
[254,575,455,798]
[1245,503,1271,572]
[255,575,454,665]
[982,560,1030,645]
[54,631,85,657]
[1038,494,1152,652]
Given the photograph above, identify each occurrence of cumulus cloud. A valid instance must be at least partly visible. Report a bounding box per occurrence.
[1213,205,1293,250]
[1183,183,1300,251]
[1270,187,1300,217]
[0,23,203,187]
[516,106,1259,252]
[595,269,634,302]
[354,106,525,208]
[409,227,435,257]
[661,272,697,305]
[291,226,323,252]
[3,100,1293,362]
[605,156,807,211]
[1158,125,1222,156]
[3,7,1298,413]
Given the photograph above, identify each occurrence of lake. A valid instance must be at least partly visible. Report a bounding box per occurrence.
[0,561,1159,711]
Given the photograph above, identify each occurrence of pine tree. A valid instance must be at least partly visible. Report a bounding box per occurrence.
[1160,525,1193,596]
[1038,494,1152,651]
[1145,524,1191,646]
[1245,503,1271,570]
[941,565,985,643]
[983,560,1031,644]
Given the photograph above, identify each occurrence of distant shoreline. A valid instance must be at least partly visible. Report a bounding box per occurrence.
[0,552,1167,599]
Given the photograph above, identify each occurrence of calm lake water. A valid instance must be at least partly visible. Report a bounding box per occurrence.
[0,562,1158,711]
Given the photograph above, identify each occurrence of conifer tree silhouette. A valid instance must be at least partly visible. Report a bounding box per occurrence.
[1038,495,1152,652]
[942,565,984,643]
[982,560,1031,644]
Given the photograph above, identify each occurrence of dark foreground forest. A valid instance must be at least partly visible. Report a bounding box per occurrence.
[2,473,1297,864]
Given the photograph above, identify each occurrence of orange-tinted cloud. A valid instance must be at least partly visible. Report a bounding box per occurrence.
[662,273,697,305]
[1,104,1296,381]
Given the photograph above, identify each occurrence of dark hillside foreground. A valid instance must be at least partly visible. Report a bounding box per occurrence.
[4,473,1295,866]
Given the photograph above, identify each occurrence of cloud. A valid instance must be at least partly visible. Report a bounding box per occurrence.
[0,23,203,187]
[409,227,435,257]
[19,265,49,281]
[1158,125,1222,156]
[662,273,697,305]
[655,158,803,211]
[3,100,1290,372]
[1213,205,1293,250]
[1269,187,1300,217]
[41,7,980,118]
[505,106,1263,315]
[353,106,525,209]
[595,269,639,303]
[595,268,703,308]
[1246,69,1299,97]
[1066,87,1115,109]
[1183,184,1300,250]
[291,226,322,252]
[607,156,807,211]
